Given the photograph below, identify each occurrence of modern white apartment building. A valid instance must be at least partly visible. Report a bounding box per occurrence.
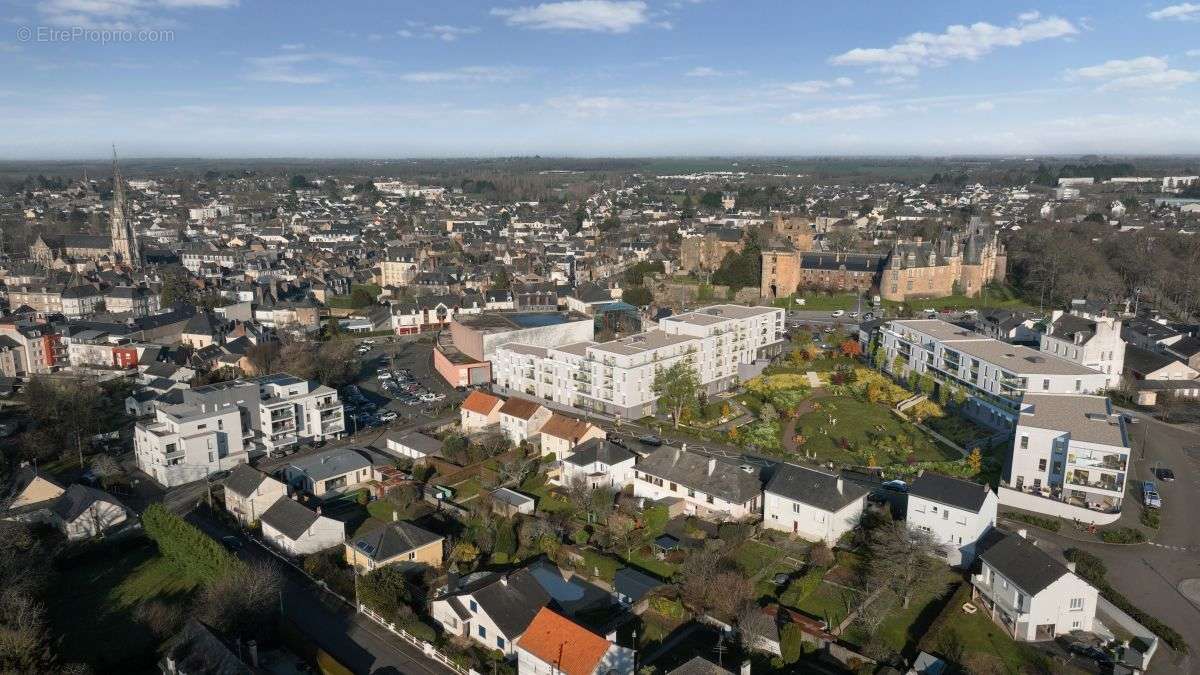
[493,304,785,420]
[878,319,1107,427]
[1040,308,1125,390]
[1004,393,1129,516]
[134,373,344,486]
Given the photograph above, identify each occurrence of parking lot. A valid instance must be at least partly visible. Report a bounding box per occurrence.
[341,337,467,434]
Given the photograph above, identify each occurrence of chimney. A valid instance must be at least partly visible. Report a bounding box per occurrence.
[499,575,509,587]
[707,458,716,476]
[1066,561,1076,573]
[393,511,399,522]
[740,660,751,675]
[1017,528,1028,539]
[606,630,617,642]
[246,640,258,668]
[315,506,322,516]
[836,477,844,495]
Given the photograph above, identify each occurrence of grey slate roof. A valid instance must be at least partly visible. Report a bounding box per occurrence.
[260,497,320,540]
[164,619,252,675]
[457,568,550,638]
[347,521,442,562]
[563,438,635,467]
[614,566,665,602]
[636,448,761,505]
[909,472,992,513]
[50,484,126,522]
[288,447,374,482]
[1123,345,1181,376]
[387,431,443,456]
[764,463,869,512]
[668,657,734,675]
[223,463,271,499]
[1048,313,1096,342]
[976,529,1070,595]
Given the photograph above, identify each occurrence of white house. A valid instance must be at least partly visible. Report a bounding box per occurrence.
[906,472,997,567]
[516,607,634,675]
[385,431,443,463]
[762,464,869,545]
[51,484,132,541]
[632,447,762,520]
[499,397,552,446]
[971,529,1098,641]
[558,439,636,489]
[259,498,345,556]
[223,463,286,526]
[430,568,551,656]
[1040,307,1125,390]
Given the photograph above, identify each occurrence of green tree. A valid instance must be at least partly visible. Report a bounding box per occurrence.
[357,566,413,623]
[349,287,376,308]
[653,356,701,428]
[623,285,653,307]
[699,191,723,209]
[289,174,309,189]
[159,265,192,306]
[780,623,804,664]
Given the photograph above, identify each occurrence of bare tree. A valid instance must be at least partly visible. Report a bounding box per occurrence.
[195,560,282,639]
[863,520,947,609]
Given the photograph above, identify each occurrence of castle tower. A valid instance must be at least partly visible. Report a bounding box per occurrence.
[110,146,141,269]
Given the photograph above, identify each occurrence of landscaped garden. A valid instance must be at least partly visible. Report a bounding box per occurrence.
[793,395,961,465]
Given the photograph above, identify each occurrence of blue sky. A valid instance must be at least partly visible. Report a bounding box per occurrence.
[1,0,1198,158]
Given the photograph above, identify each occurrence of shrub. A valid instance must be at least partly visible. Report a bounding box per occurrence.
[572,529,590,545]
[649,596,686,620]
[808,542,834,568]
[142,504,242,583]
[1098,527,1146,544]
[1140,509,1160,529]
[780,623,804,664]
[400,618,438,643]
[1005,511,1061,532]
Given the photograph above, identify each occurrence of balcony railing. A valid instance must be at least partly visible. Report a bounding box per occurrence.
[1067,454,1126,471]
[1066,476,1124,493]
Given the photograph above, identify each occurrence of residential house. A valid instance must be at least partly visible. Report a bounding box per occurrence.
[461,390,504,432]
[537,413,605,460]
[1040,308,1125,389]
[762,463,869,545]
[491,487,536,517]
[613,567,665,611]
[515,607,634,675]
[260,498,344,556]
[499,397,552,446]
[1121,316,1182,352]
[283,446,379,498]
[344,519,444,572]
[1164,336,1200,371]
[385,431,443,463]
[559,439,636,489]
[1123,345,1200,404]
[906,472,997,567]
[430,568,552,655]
[971,529,1098,641]
[161,619,254,675]
[632,447,762,519]
[222,463,286,526]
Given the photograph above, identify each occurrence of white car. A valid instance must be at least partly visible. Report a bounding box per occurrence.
[378,411,398,422]
[963,308,978,316]
[923,308,937,315]
[419,393,437,402]
[831,310,845,318]
[377,370,392,380]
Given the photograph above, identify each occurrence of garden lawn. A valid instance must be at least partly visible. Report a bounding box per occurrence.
[842,566,959,651]
[48,540,204,671]
[733,539,784,576]
[622,549,677,579]
[882,284,1030,313]
[793,581,859,627]
[794,396,961,466]
[772,293,862,311]
[580,549,619,582]
[754,562,797,601]
[918,584,1066,674]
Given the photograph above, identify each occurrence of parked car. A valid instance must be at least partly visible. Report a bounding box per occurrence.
[831,310,845,318]
[221,535,244,552]
[1143,480,1162,509]
[963,308,978,316]
[377,370,392,380]
[882,479,908,493]
[1157,467,1175,481]
[378,411,398,422]
[923,308,937,315]
[638,435,664,446]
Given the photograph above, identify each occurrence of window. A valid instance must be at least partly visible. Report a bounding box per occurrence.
[688,489,695,498]
[792,503,800,514]
[208,452,215,462]
[942,509,949,520]
[469,600,477,613]
[1069,597,1085,611]
[218,419,224,430]
[1020,435,1029,450]
[477,625,486,638]
[198,424,207,430]
[670,482,677,492]
[1038,459,1047,471]
[706,495,714,504]
[1042,379,1050,391]
[496,636,505,649]
[1074,379,1081,392]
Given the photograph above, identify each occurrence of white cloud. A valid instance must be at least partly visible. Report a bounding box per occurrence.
[788,104,888,123]
[397,23,480,41]
[685,66,720,77]
[243,52,371,85]
[973,101,996,111]
[829,13,1077,76]
[491,1,648,33]
[399,66,527,83]
[1189,49,1200,57]
[37,0,236,30]
[783,77,854,94]
[1067,56,1199,91]
[1148,3,1200,21]
[279,43,304,50]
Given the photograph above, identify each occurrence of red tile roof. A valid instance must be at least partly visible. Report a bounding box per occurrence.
[461,390,503,416]
[516,608,610,675]
[499,396,544,420]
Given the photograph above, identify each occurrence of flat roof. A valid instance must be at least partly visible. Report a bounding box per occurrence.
[589,330,696,356]
[457,310,590,333]
[663,304,780,325]
[1018,394,1127,447]
[890,318,1098,376]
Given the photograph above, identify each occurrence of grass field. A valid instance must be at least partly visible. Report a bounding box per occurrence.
[882,284,1031,313]
[794,582,860,627]
[794,396,961,465]
[732,539,784,575]
[773,293,866,312]
[842,567,960,652]
[48,540,203,671]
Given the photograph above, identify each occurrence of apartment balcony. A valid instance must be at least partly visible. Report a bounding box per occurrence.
[271,420,297,433]
[163,447,185,461]
[320,408,342,420]
[1065,473,1124,495]
[573,372,592,384]
[1067,453,1127,472]
[269,433,298,447]
[269,408,295,422]
[321,422,344,434]
[970,574,1030,617]
[316,399,341,411]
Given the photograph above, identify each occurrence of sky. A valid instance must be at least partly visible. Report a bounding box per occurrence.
[1,0,1198,158]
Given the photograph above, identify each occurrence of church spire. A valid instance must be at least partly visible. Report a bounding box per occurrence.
[109,145,141,270]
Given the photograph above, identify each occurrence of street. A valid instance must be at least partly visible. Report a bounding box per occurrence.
[185,507,459,675]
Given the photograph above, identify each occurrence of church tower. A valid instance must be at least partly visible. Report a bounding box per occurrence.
[110,146,141,269]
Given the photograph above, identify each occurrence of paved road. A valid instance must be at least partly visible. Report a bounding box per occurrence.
[187,507,458,675]
[1021,413,1200,675]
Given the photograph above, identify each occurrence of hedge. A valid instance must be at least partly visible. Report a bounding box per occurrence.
[1065,549,1187,653]
[142,504,243,582]
[1004,511,1060,532]
[1098,527,1145,544]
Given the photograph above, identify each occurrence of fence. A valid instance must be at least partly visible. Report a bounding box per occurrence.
[997,485,1122,525]
[1097,596,1159,670]
[358,606,475,675]
[243,531,472,675]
